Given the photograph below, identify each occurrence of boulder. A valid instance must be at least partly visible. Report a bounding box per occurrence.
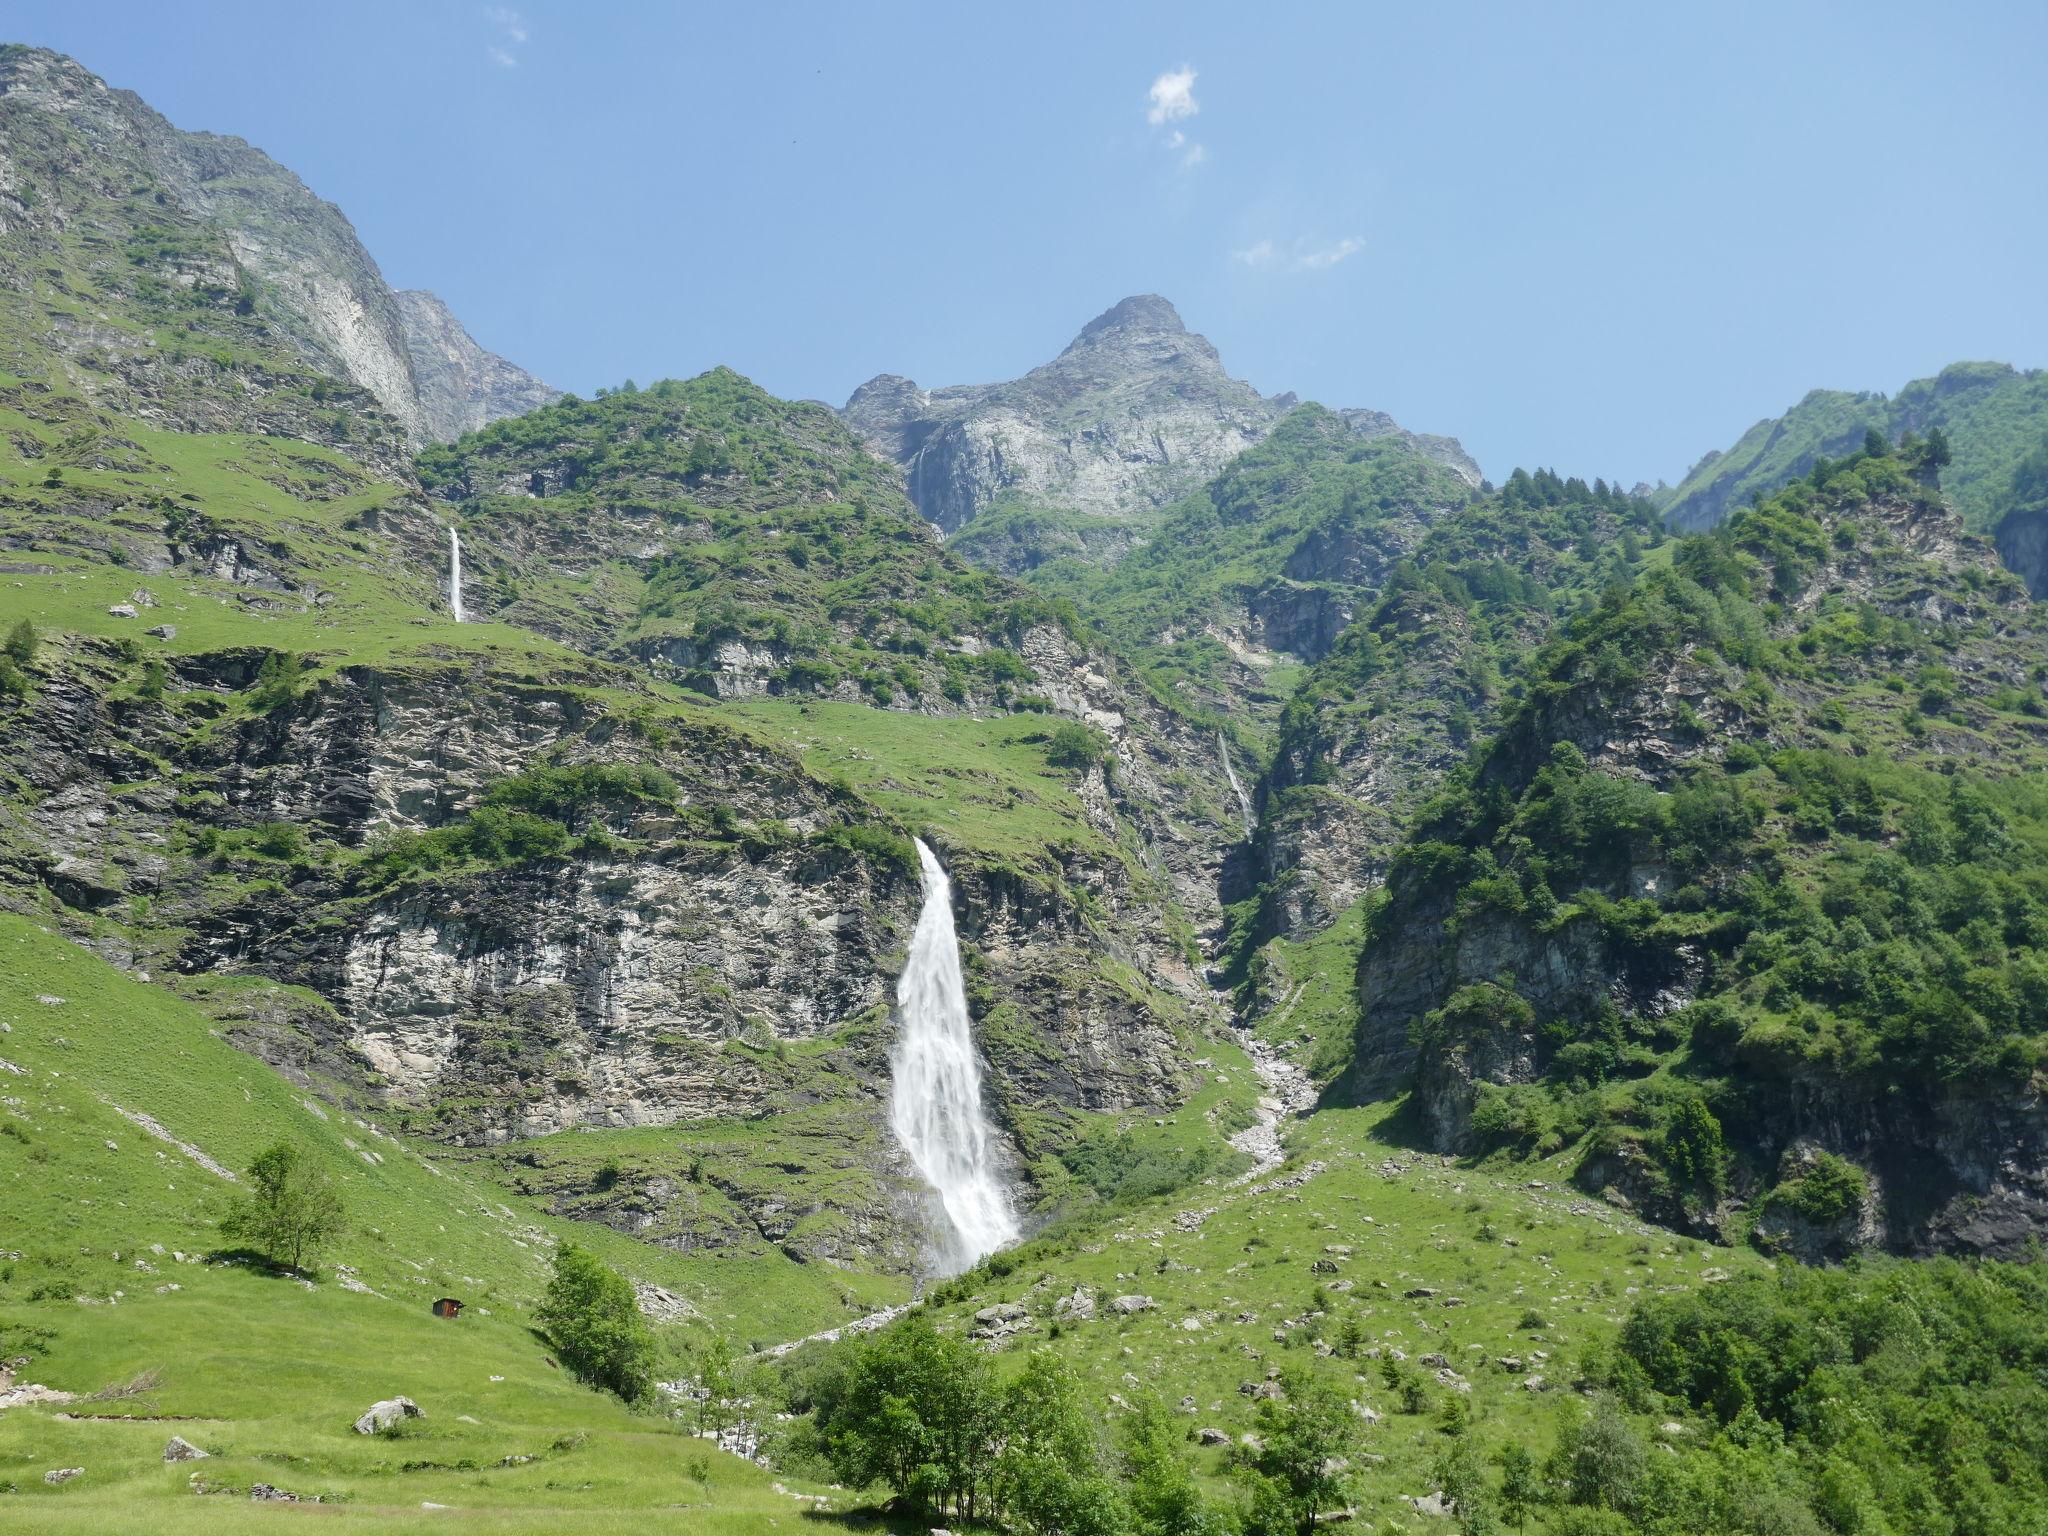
[163,1436,209,1462]
[353,1395,423,1434]
[44,1466,83,1485]
[1197,1426,1231,1446]
[1052,1286,1096,1321]
[1109,1294,1155,1315]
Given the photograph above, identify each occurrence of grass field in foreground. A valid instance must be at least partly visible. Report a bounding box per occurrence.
[0,916,908,1531]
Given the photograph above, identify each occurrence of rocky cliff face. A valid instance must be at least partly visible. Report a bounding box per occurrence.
[394,290,562,441]
[843,295,1478,571]
[1995,507,2048,599]
[0,45,551,445]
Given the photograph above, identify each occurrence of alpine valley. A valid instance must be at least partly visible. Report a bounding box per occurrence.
[3,42,2048,1536]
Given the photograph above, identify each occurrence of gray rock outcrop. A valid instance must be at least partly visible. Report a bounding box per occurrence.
[394,290,562,441]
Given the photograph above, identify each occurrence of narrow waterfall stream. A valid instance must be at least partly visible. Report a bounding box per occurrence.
[1219,731,1255,835]
[889,838,1019,1273]
[448,526,466,623]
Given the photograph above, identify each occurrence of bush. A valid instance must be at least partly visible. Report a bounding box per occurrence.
[247,651,306,712]
[1771,1151,1865,1225]
[1045,720,1110,771]
[537,1244,659,1402]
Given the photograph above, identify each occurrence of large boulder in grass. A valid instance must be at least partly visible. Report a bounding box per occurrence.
[352,1396,423,1435]
[163,1436,209,1462]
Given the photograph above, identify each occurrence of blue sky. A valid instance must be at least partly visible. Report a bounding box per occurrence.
[13,1,2047,486]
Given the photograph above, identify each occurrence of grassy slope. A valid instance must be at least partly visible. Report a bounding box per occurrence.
[0,914,906,1530]
[794,1074,1770,1527]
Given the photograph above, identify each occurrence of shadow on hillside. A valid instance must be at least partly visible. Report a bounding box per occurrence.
[203,1245,324,1281]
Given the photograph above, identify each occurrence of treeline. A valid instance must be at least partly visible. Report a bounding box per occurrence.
[782,1311,1378,1535]
[764,1258,2048,1536]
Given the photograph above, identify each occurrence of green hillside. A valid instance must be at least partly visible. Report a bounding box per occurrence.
[0,914,890,1531]
[1347,439,2048,1250]
[1663,362,2048,533]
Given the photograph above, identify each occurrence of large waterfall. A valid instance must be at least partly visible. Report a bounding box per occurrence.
[448,526,466,623]
[1220,731,1255,835]
[890,839,1019,1274]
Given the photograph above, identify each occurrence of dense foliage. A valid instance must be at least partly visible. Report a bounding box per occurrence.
[1357,438,2048,1222]
[1597,1259,2048,1536]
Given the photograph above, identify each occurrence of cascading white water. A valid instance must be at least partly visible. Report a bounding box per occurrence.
[1220,731,1254,835]
[448,526,466,623]
[890,838,1019,1274]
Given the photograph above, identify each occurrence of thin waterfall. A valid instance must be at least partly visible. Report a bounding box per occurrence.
[1220,731,1255,835]
[889,838,1018,1273]
[448,526,466,623]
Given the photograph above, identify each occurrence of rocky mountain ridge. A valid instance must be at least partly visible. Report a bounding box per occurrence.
[842,293,1479,572]
[1662,359,2048,534]
[0,44,554,444]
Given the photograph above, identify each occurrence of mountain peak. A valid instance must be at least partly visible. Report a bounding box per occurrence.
[1072,293,1186,344]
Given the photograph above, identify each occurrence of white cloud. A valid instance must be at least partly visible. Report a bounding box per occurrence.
[1233,235,1366,273]
[1146,67,1199,125]
[483,6,527,66]
[1145,67,1205,169]
[1297,236,1365,269]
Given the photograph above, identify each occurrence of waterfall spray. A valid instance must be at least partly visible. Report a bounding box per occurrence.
[448,526,466,623]
[890,839,1018,1273]
[1220,731,1254,835]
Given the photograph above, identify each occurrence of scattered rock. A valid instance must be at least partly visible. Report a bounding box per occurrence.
[107,604,138,619]
[1109,1294,1155,1315]
[163,1436,208,1462]
[634,1282,702,1324]
[1197,1426,1231,1446]
[44,1467,83,1485]
[0,1382,76,1411]
[352,1396,423,1434]
[145,623,177,640]
[1052,1286,1096,1322]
